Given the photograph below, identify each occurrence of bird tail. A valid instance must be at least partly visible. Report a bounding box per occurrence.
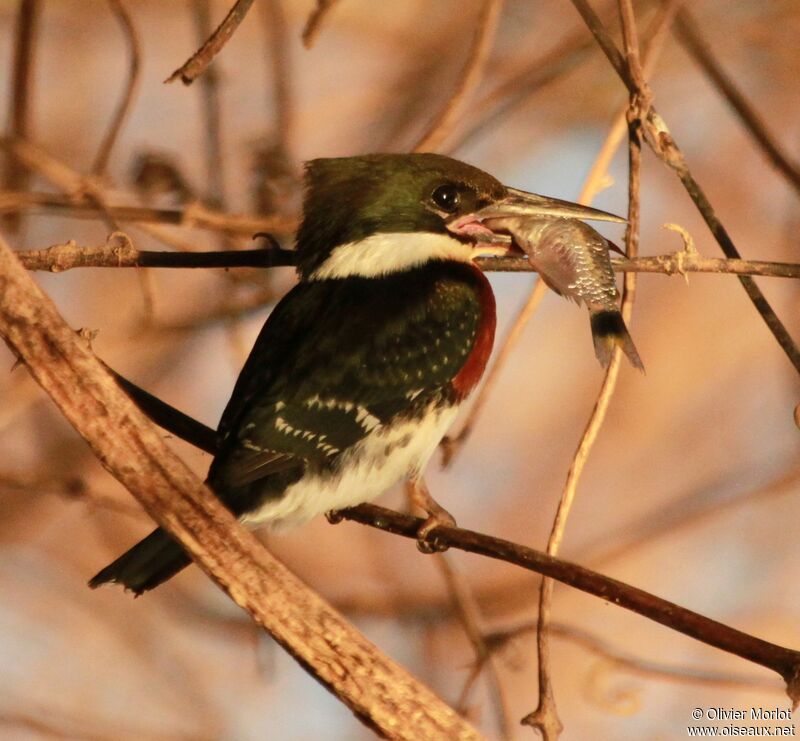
[590,310,644,371]
[88,527,191,595]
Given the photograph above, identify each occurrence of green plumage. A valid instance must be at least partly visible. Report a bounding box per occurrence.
[296,154,505,277]
[209,261,485,495]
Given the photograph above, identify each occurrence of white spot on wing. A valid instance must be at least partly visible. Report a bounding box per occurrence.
[241,402,459,529]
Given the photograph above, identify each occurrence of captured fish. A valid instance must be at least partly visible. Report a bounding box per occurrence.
[485,216,644,371]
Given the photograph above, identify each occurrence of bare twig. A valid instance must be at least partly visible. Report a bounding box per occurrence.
[166,0,257,85]
[108,370,800,705]
[451,29,596,154]
[568,0,800,375]
[433,552,512,739]
[487,622,780,693]
[261,0,293,151]
[13,233,296,273]
[339,503,800,706]
[193,0,227,210]
[0,233,482,740]
[445,1,679,472]
[478,251,800,278]
[91,0,141,176]
[413,0,504,153]
[14,232,800,279]
[673,7,800,197]
[301,0,343,49]
[585,461,800,568]
[0,188,296,235]
[2,0,40,232]
[525,5,654,735]
[12,220,800,283]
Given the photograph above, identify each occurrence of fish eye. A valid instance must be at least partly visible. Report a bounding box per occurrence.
[431,183,460,213]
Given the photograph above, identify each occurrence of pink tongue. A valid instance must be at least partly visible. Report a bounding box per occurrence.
[458,221,494,237]
[449,215,495,237]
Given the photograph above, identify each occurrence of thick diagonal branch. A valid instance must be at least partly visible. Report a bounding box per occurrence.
[0,233,480,741]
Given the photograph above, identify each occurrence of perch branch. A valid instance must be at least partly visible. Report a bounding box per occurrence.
[13,233,800,279]
[107,368,800,705]
[0,233,481,741]
[339,504,800,706]
[13,233,296,272]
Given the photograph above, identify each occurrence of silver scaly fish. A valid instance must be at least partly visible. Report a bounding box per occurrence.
[484,216,644,371]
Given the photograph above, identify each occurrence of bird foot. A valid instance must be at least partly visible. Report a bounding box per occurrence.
[415,508,456,554]
[406,477,456,553]
[325,509,344,524]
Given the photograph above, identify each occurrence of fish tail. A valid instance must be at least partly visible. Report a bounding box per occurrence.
[590,310,644,372]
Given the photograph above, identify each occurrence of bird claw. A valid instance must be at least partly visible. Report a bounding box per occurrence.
[325,509,344,524]
[415,510,456,554]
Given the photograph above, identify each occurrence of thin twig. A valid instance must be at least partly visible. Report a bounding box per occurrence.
[13,234,296,272]
[166,0,257,85]
[433,552,513,739]
[443,2,680,470]
[193,0,227,210]
[14,233,800,279]
[339,503,800,705]
[451,29,597,154]
[585,461,800,568]
[0,189,296,235]
[91,0,141,176]
[568,0,800,376]
[333,461,800,624]
[13,231,800,281]
[2,0,40,232]
[673,6,800,197]
[301,0,343,49]
[487,622,780,693]
[525,4,653,735]
[262,0,293,152]
[412,0,504,153]
[108,368,800,705]
[0,233,482,741]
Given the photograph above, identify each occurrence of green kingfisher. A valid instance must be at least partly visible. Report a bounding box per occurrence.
[89,153,624,594]
[479,215,643,370]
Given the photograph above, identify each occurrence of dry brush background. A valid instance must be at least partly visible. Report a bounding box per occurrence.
[0,0,799,739]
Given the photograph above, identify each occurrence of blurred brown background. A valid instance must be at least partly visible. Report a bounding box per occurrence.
[1,0,799,738]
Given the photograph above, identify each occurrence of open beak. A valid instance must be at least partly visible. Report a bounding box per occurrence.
[447,186,626,255]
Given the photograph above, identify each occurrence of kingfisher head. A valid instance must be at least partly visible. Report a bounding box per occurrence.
[296,153,623,280]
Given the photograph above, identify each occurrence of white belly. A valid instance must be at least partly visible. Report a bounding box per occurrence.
[241,403,459,530]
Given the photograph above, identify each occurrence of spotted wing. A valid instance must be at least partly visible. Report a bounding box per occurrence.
[209,266,485,496]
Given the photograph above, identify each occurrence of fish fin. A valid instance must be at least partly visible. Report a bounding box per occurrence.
[606,239,627,257]
[590,310,645,372]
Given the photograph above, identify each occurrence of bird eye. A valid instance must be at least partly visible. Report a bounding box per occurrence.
[431,183,460,213]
